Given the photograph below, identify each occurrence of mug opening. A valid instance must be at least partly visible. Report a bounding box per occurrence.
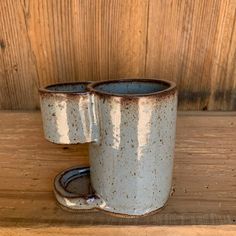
[88,79,175,97]
[40,82,90,94]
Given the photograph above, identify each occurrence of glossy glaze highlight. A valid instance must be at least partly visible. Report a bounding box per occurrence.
[39,79,177,217]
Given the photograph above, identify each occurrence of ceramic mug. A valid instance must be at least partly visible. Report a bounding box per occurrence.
[39,78,177,217]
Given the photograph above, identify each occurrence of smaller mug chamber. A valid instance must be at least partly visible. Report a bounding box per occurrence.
[39,82,99,144]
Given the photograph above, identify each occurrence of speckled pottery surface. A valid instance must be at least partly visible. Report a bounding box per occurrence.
[39,78,177,217]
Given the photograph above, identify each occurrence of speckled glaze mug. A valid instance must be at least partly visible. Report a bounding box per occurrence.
[39,79,177,217]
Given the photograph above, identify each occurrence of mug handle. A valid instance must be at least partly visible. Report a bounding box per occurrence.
[54,166,105,210]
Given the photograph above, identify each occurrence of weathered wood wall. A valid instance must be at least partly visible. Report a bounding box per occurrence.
[0,0,236,110]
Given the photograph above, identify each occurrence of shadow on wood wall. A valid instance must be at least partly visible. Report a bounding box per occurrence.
[0,0,235,110]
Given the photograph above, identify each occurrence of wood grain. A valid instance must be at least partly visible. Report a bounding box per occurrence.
[0,111,235,229]
[146,0,236,111]
[0,0,236,110]
[23,0,148,89]
[1,226,236,236]
[0,0,39,109]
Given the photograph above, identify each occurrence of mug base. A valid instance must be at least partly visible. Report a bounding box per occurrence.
[54,166,169,218]
[56,199,168,218]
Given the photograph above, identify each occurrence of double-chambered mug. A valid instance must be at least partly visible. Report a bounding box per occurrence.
[39,78,177,217]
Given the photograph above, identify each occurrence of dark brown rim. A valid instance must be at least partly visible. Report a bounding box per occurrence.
[87,78,176,97]
[38,81,91,95]
[38,79,177,97]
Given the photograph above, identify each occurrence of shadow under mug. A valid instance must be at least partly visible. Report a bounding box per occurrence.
[39,78,177,217]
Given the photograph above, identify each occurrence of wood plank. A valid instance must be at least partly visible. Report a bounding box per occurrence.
[25,0,148,86]
[0,111,235,228]
[0,0,148,109]
[145,0,236,111]
[1,226,236,236]
[0,0,39,109]
[1,0,236,110]
[208,0,236,110]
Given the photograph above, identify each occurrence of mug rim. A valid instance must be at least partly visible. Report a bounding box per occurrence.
[39,78,177,97]
[38,81,90,95]
[87,78,176,98]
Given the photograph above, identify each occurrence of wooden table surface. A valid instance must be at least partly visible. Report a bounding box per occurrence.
[0,111,236,235]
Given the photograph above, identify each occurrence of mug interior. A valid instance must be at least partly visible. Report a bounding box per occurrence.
[45,83,88,93]
[90,79,173,96]
[40,79,175,96]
